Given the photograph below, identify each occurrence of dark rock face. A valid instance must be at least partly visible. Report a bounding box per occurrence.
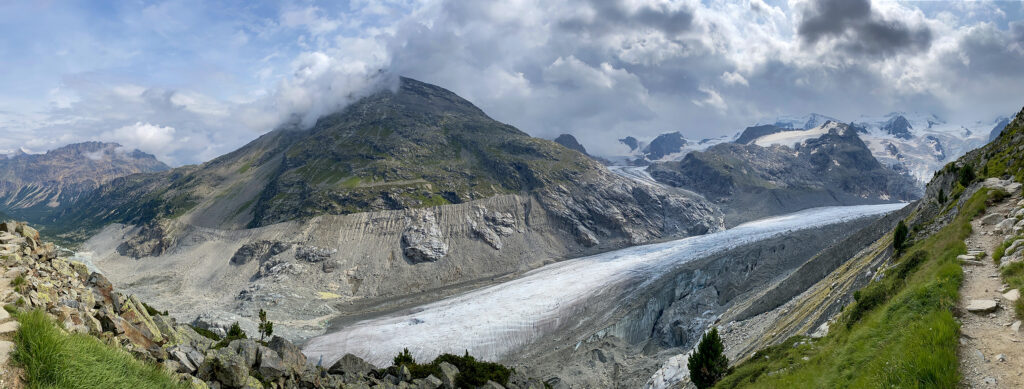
[649,122,920,225]
[644,132,687,160]
[230,240,291,265]
[735,125,787,145]
[401,211,449,263]
[925,135,946,162]
[619,136,640,151]
[554,134,589,155]
[882,115,914,139]
[116,222,170,259]
[990,117,1010,142]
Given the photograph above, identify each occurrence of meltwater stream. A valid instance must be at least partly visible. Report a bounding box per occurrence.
[303,203,907,366]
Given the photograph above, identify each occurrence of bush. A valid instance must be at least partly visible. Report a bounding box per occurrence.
[385,349,512,387]
[893,221,909,254]
[959,164,976,187]
[212,322,247,349]
[13,309,185,388]
[190,325,222,341]
[688,327,730,389]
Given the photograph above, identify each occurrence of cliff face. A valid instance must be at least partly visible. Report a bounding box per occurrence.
[0,142,168,216]
[649,121,920,225]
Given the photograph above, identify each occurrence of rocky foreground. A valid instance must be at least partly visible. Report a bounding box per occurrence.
[0,221,544,389]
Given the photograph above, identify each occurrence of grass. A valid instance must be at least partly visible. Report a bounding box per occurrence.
[716,188,994,388]
[12,309,186,389]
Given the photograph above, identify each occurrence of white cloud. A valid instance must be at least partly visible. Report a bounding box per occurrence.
[691,87,727,111]
[102,122,177,160]
[720,71,749,86]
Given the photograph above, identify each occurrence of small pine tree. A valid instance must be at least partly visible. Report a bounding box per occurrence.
[937,188,946,204]
[258,309,274,341]
[688,327,729,389]
[393,348,415,366]
[959,164,976,187]
[893,220,909,254]
[227,322,246,339]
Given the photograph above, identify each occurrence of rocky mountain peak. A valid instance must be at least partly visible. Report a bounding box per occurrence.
[644,131,687,160]
[882,115,914,139]
[554,134,589,155]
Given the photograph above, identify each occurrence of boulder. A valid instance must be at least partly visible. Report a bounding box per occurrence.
[199,348,251,388]
[327,353,376,376]
[995,218,1017,234]
[267,336,306,375]
[1004,289,1020,302]
[981,214,1004,225]
[255,346,288,381]
[421,375,443,389]
[481,381,505,389]
[228,339,260,368]
[402,211,448,263]
[438,361,459,389]
[966,299,999,314]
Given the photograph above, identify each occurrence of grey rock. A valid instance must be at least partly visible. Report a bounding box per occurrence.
[438,361,459,389]
[255,346,288,381]
[228,338,259,368]
[981,213,1004,225]
[199,348,250,388]
[295,246,336,262]
[420,375,443,389]
[327,353,376,376]
[966,299,999,314]
[402,211,449,263]
[230,240,290,265]
[267,335,307,375]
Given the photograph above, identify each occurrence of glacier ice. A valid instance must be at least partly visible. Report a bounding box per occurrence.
[303,203,907,367]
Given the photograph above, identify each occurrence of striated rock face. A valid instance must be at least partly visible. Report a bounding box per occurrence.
[230,240,291,265]
[0,142,168,214]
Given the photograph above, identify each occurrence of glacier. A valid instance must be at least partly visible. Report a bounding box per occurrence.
[302,203,907,367]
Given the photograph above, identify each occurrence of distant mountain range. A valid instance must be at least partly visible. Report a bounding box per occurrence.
[648,121,920,225]
[603,112,1006,186]
[0,142,168,219]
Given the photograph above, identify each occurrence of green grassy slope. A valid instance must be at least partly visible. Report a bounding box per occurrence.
[12,309,185,389]
[716,106,1024,388]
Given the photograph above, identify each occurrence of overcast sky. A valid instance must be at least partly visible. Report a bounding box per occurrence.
[2,0,1023,164]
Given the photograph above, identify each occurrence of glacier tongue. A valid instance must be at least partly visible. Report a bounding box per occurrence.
[302,203,907,367]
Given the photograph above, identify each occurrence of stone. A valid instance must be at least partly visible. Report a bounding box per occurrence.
[438,361,459,389]
[1004,289,1020,302]
[170,347,198,373]
[199,348,250,388]
[957,254,978,261]
[256,346,288,381]
[0,340,12,365]
[997,353,1007,362]
[0,321,20,335]
[399,365,412,381]
[228,338,260,368]
[1013,321,1022,333]
[481,381,505,389]
[420,375,443,389]
[995,218,1017,234]
[241,376,264,389]
[267,335,306,375]
[984,377,997,385]
[327,353,376,376]
[967,299,999,314]
[0,307,8,321]
[1007,240,1024,257]
[981,213,1005,225]
[401,211,449,263]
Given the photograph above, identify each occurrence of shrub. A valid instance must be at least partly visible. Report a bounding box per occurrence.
[688,327,730,389]
[959,164,976,187]
[893,221,909,254]
[385,349,512,387]
[258,309,274,342]
[212,322,247,349]
[190,325,222,341]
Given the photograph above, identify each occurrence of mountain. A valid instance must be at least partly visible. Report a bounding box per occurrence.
[648,121,920,225]
[62,78,724,337]
[771,113,838,131]
[734,124,788,145]
[990,116,1010,141]
[618,136,640,151]
[553,134,588,155]
[0,142,168,219]
[644,132,687,160]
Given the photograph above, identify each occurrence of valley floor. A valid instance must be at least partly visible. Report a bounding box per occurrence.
[958,195,1024,388]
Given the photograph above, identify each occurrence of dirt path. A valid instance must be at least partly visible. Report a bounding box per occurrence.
[958,195,1023,388]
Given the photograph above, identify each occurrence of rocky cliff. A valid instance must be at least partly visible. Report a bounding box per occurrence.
[0,142,168,219]
[649,121,920,225]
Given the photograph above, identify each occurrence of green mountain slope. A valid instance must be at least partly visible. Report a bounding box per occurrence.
[51,77,722,246]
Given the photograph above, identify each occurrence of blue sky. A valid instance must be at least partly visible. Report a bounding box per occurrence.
[2,0,1023,164]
